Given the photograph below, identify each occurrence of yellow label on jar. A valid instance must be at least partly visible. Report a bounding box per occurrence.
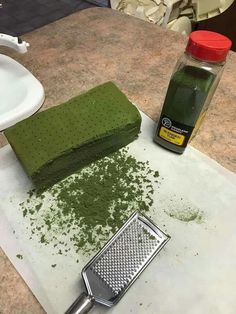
[159,126,185,146]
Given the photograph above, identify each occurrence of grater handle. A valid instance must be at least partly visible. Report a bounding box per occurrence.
[65,292,95,314]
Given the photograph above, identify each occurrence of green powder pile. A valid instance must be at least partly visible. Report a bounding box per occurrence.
[164,205,203,223]
[20,148,160,256]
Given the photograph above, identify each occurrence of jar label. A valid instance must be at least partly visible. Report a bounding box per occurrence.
[157,115,194,147]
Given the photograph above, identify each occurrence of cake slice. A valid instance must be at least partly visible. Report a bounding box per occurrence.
[5,82,141,189]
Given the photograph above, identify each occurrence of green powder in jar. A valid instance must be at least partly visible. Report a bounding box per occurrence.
[155,65,216,153]
[163,66,216,125]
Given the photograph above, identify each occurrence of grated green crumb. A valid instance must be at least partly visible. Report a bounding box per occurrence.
[19,148,160,256]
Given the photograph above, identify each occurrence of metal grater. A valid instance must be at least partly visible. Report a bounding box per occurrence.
[65,212,170,314]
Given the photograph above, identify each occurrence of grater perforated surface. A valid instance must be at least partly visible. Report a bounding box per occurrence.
[92,219,161,295]
[67,214,169,313]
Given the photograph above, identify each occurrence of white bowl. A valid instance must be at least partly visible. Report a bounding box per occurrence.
[0,54,44,131]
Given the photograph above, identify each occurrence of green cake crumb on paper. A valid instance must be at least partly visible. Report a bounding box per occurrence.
[16,254,23,259]
[51,264,57,268]
[19,148,160,256]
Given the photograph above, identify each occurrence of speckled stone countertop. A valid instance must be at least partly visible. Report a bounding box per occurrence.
[0,7,235,314]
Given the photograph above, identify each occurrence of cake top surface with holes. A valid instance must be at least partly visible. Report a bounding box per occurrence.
[4,82,141,176]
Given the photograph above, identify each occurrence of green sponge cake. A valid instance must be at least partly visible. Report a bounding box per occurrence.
[5,82,141,189]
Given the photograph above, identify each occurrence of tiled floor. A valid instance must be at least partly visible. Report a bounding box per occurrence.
[0,0,109,36]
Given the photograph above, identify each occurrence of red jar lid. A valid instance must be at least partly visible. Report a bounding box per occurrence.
[186,30,232,62]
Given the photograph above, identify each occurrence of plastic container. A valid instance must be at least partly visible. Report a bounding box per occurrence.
[154,30,232,154]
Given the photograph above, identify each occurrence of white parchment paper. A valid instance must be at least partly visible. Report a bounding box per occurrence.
[0,112,236,314]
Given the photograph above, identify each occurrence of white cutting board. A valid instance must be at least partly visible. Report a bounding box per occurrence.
[0,112,236,314]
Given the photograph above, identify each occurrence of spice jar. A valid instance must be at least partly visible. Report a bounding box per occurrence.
[154,30,232,154]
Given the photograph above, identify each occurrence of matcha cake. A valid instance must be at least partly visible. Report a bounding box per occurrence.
[5,82,141,189]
